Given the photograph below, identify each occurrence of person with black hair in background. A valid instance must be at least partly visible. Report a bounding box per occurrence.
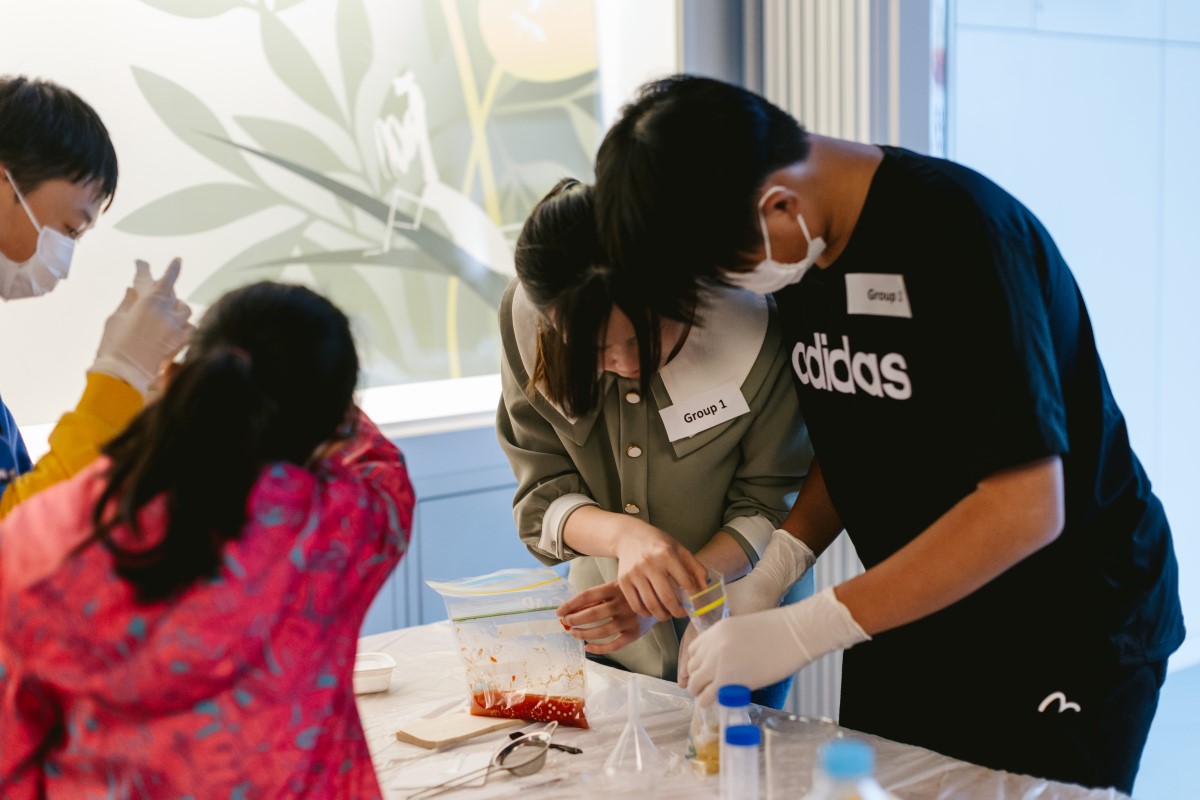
[0,75,193,517]
[0,282,415,798]
[497,178,811,707]
[592,75,1184,793]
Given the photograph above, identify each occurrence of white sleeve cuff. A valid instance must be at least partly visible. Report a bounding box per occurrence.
[724,515,776,561]
[540,493,599,560]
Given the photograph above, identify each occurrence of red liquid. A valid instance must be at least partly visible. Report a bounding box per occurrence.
[470,691,589,729]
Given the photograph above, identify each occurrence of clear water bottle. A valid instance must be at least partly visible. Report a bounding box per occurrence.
[718,684,752,777]
[721,725,761,800]
[801,739,893,800]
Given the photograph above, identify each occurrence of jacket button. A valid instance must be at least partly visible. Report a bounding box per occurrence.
[623,503,640,515]
[626,444,643,458]
[625,391,641,404]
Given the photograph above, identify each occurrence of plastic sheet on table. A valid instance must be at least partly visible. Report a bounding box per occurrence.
[583,664,693,728]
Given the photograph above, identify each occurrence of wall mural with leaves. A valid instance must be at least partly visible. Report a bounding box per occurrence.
[121,0,599,387]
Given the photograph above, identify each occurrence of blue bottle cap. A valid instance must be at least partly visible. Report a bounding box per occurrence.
[725,724,761,747]
[717,684,752,708]
[819,739,874,780]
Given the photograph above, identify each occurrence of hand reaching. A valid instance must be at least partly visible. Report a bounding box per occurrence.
[725,528,817,615]
[91,258,194,396]
[685,587,869,706]
[613,519,709,620]
[558,581,656,654]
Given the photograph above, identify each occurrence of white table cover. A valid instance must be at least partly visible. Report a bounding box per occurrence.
[358,623,1128,799]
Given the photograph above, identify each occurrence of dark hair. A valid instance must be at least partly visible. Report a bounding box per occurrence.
[594,75,808,381]
[0,76,119,207]
[514,179,617,417]
[84,282,358,602]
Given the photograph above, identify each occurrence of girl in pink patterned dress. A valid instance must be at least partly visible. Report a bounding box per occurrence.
[0,281,415,799]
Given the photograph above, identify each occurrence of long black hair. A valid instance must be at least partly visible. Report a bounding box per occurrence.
[594,74,808,383]
[515,179,616,417]
[0,76,118,207]
[83,282,359,603]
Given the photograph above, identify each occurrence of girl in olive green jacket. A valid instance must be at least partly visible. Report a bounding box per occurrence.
[497,180,812,703]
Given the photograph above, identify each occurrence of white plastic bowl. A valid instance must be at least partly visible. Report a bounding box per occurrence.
[353,651,397,695]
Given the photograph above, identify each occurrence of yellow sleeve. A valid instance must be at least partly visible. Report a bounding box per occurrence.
[0,373,142,519]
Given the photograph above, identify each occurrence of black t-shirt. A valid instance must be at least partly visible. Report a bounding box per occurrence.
[775,147,1184,671]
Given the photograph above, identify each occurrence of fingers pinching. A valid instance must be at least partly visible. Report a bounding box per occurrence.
[619,578,650,619]
[638,578,672,621]
[687,557,710,594]
[651,572,687,618]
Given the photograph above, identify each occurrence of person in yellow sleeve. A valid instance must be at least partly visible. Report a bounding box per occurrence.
[0,76,194,517]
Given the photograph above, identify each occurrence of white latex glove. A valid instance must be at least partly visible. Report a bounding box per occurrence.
[725,528,817,615]
[679,531,815,688]
[677,621,699,689]
[686,586,870,707]
[91,259,194,396]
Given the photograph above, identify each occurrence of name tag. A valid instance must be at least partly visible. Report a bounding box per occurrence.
[845,273,913,318]
[659,381,750,442]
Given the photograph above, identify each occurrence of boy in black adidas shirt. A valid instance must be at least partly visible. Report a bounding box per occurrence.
[593,75,1184,793]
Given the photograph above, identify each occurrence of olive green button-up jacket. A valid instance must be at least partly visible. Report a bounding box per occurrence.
[496,280,812,679]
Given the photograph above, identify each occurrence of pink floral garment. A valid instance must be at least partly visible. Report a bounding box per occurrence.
[0,413,414,799]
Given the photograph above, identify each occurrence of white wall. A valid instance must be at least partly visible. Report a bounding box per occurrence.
[951,0,1200,670]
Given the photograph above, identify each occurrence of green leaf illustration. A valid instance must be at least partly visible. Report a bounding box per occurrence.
[494,73,597,110]
[509,160,579,196]
[563,103,600,163]
[189,219,309,305]
[131,67,260,185]
[235,116,351,172]
[138,0,244,18]
[242,246,444,275]
[208,135,511,306]
[260,10,345,126]
[116,183,277,235]
[309,262,406,368]
[337,0,372,113]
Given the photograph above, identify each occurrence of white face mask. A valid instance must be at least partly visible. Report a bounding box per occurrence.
[0,169,75,301]
[725,185,826,295]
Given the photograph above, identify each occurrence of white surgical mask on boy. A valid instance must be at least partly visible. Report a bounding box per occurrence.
[725,185,826,295]
[0,169,75,301]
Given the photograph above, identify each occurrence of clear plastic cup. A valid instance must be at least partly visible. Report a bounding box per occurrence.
[679,568,728,630]
[678,569,729,775]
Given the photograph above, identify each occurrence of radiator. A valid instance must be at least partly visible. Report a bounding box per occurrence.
[760,0,886,144]
[754,0,888,721]
[788,533,864,721]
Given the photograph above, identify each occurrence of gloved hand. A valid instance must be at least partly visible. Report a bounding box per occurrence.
[685,586,870,707]
[91,258,194,396]
[725,529,817,615]
[679,531,816,689]
[677,621,699,688]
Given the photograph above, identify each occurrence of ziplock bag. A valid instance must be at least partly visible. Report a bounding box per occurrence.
[427,568,589,728]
